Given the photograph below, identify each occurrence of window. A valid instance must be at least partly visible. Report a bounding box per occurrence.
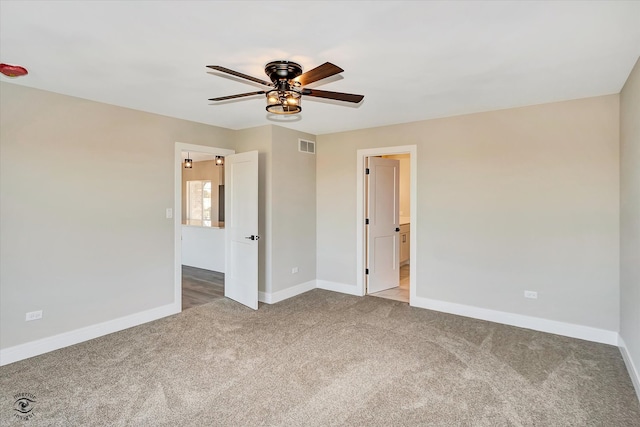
[186,180,212,226]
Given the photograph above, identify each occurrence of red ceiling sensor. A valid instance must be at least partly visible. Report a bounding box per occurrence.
[0,63,28,77]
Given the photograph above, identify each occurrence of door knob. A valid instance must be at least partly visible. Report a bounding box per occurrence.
[245,235,260,240]
[395,227,400,232]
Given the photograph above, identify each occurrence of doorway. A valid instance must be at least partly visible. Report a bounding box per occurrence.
[356,145,417,305]
[174,143,234,311]
[367,154,410,303]
[180,149,227,310]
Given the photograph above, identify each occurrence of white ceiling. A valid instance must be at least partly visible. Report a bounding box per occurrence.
[1,1,639,135]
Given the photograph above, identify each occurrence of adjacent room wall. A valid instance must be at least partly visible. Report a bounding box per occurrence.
[0,82,235,350]
[181,160,225,272]
[620,58,640,395]
[181,159,222,224]
[383,154,411,220]
[317,95,620,332]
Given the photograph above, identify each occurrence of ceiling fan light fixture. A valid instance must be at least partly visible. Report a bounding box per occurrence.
[265,90,301,115]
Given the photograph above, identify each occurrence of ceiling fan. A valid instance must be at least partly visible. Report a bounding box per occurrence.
[207,61,364,115]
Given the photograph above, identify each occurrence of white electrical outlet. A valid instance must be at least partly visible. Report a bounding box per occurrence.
[524,291,538,299]
[291,267,299,274]
[25,310,43,321]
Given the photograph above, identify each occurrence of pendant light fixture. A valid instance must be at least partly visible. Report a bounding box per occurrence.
[184,153,193,169]
[215,156,224,166]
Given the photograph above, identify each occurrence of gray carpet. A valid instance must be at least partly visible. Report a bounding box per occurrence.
[1,289,639,426]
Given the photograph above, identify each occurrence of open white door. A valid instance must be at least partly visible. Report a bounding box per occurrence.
[366,156,400,293]
[224,151,259,310]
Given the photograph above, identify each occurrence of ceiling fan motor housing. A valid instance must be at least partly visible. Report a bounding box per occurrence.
[265,61,303,82]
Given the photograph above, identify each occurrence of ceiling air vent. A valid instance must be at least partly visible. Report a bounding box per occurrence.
[299,139,315,154]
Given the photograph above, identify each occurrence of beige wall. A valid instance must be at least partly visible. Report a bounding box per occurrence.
[271,126,316,292]
[317,95,620,331]
[620,58,640,382]
[0,78,628,361]
[181,159,222,223]
[0,82,235,349]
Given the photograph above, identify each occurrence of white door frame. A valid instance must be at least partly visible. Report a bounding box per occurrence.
[174,142,235,311]
[356,145,417,304]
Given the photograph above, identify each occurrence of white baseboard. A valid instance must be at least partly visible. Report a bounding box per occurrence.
[259,280,316,304]
[410,296,618,345]
[316,280,363,296]
[2,286,626,373]
[0,302,180,366]
[619,336,640,402]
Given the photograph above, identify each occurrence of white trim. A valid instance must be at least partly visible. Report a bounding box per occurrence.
[356,146,418,301]
[259,280,316,304]
[0,303,179,366]
[316,280,362,296]
[174,142,235,314]
[619,336,640,402]
[410,295,618,345]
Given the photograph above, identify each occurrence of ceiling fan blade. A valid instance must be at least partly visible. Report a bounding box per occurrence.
[303,89,364,103]
[295,62,344,86]
[206,65,272,87]
[209,91,266,101]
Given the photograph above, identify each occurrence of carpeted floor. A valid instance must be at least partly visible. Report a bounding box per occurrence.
[1,289,639,426]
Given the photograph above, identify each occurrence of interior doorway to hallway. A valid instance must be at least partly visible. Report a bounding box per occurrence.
[356,145,417,305]
[174,143,235,312]
[179,149,227,310]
